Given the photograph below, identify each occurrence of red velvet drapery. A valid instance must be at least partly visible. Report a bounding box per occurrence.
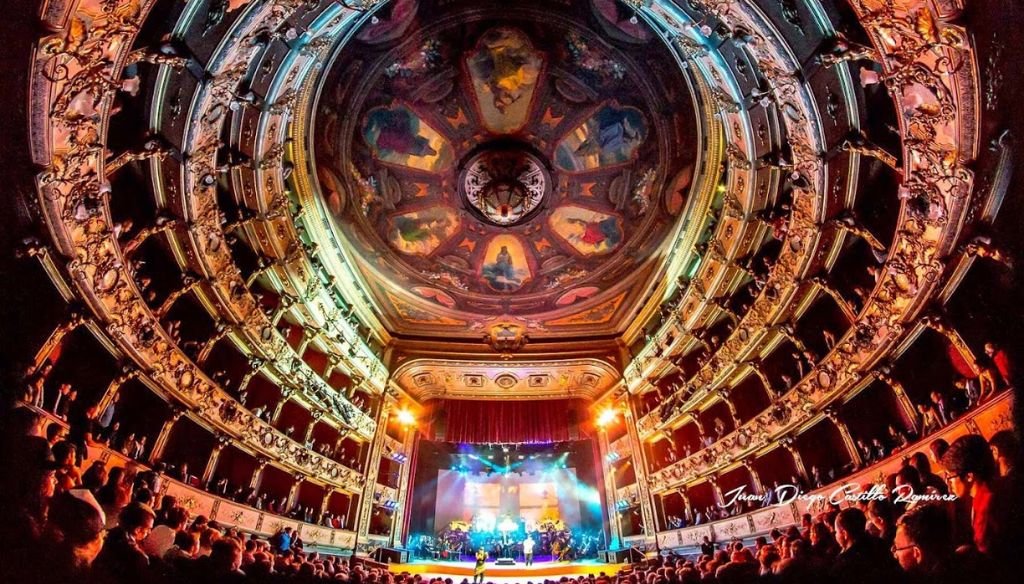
[430,399,587,444]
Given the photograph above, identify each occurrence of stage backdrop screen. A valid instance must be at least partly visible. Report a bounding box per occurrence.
[435,469,583,533]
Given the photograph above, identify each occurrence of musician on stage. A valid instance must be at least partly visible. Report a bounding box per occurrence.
[473,547,487,584]
[523,535,535,566]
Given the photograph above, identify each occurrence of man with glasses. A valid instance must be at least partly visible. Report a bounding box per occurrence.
[941,434,1007,557]
[891,504,956,581]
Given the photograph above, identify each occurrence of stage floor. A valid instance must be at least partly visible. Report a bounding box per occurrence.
[389,559,625,580]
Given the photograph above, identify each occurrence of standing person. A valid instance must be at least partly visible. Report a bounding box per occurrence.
[523,535,535,566]
[67,403,99,467]
[96,392,120,441]
[473,547,487,584]
[51,383,72,416]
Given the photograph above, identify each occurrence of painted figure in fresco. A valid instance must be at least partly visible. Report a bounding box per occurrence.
[566,216,623,250]
[471,29,541,113]
[482,245,521,291]
[365,107,437,158]
[574,106,643,161]
[389,207,460,256]
[393,213,451,252]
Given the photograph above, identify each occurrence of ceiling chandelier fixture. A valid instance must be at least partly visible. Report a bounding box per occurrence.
[460,146,550,227]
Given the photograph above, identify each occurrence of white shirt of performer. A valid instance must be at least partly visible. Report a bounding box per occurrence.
[523,537,535,554]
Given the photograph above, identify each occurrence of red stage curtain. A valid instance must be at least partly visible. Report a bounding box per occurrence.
[431,399,586,444]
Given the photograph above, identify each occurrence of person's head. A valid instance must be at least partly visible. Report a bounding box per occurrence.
[211,537,243,572]
[909,451,932,476]
[866,499,896,534]
[174,530,199,556]
[46,423,65,444]
[119,502,155,543]
[984,342,997,357]
[166,505,189,530]
[808,521,831,546]
[989,429,1018,476]
[929,438,949,467]
[82,461,107,491]
[834,508,867,550]
[895,465,923,492]
[942,434,997,497]
[892,503,952,572]
[48,490,106,565]
[200,526,220,550]
[52,440,76,467]
[8,407,43,437]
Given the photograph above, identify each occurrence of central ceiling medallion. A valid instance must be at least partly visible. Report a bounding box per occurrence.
[459,144,550,227]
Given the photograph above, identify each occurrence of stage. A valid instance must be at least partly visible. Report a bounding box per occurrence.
[389,559,626,580]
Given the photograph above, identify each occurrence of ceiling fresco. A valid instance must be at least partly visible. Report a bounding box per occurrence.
[313,0,702,339]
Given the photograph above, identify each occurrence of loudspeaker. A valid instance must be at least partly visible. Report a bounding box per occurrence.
[433,409,447,441]
[373,548,410,564]
[567,408,579,440]
[495,558,516,566]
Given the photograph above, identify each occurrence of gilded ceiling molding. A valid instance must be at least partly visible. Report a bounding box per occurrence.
[391,358,621,401]
[643,0,979,492]
[29,0,367,492]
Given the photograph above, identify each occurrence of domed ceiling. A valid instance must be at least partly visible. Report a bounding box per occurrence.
[307,0,706,340]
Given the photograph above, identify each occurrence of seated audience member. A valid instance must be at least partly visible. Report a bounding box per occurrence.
[164,530,199,563]
[45,422,66,446]
[909,451,948,495]
[830,508,901,584]
[143,504,188,559]
[38,489,107,584]
[93,502,156,583]
[892,503,959,584]
[988,429,1017,479]
[942,434,1013,562]
[866,499,897,545]
[929,438,950,471]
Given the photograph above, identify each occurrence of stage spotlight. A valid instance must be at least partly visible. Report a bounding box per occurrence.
[596,407,618,428]
[396,409,416,426]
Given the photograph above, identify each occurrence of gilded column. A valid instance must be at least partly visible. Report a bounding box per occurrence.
[742,459,764,496]
[877,371,920,434]
[781,437,807,482]
[95,366,138,418]
[148,407,184,463]
[597,425,622,548]
[250,457,270,493]
[824,407,862,468]
[270,388,296,425]
[355,400,392,544]
[286,473,305,513]
[390,427,418,547]
[201,434,230,487]
[623,398,657,540]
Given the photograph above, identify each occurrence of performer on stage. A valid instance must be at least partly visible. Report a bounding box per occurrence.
[473,547,487,584]
[523,535,535,566]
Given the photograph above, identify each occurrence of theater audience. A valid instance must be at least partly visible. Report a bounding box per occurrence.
[1,389,1020,584]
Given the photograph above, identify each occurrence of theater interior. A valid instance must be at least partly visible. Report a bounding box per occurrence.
[0,0,1022,582]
